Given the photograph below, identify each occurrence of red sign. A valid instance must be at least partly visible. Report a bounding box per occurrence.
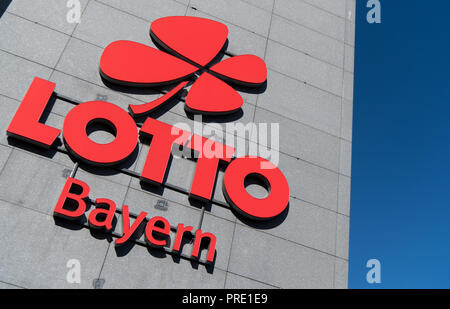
[54,177,216,263]
[5,16,290,264]
[7,76,289,220]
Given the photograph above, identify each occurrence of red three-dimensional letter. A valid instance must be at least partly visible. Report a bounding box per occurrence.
[186,134,235,202]
[54,177,90,220]
[63,101,138,166]
[192,229,217,264]
[223,156,290,221]
[139,117,191,185]
[7,77,61,148]
[144,216,171,248]
[88,198,117,231]
[115,205,148,246]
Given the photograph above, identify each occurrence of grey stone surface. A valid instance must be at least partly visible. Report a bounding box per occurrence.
[0,144,12,173]
[100,239,227,288]
[55,37,104,85]
[339,139,352,177]
[121,186,200,228]
[0,95,20,147]
[344,44,355,73]
[0,50,52,101]
[228,224,335,288]
[240,0,274,12]
[235,197,337,255]
[341,99,353,141]
[190,0,272,37]
[6,0,89,35]
[344,0,356,47]
[225,272,277,289]
[236,88,259,107]
[174,0,190,5]
[129,169,236,223]
[0,13,69,68]
[304,0,347,18]
[258,70,342,137]
[55,37,163,104]
[73,0,154,49]
[200,213,235,270]
[346,0,357,24]
[338,175,351,216]
[187,8,267,58]
[266,40,344,96]
[0,281,23,289]
[0,149,71,215]
[343,71,355,102]
[45,97,78,123]
[275,152,339,212]
[345,20,355,46]
[270,15,344,68]
[97,0,187,22]
[168,93,257,140]
[0,201,109,289]
[336,214,350,260]
[50,71,148,114]
[238,139,340,212]
[273,0,345,41]
[254,108,340,172]
[166,154,197,191]
[75,169,130,203]
[334,257,348,288]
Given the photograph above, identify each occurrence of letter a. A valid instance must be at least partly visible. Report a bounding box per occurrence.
[88,198,117,231]
[366,259,381,284]
[366,0,381,24]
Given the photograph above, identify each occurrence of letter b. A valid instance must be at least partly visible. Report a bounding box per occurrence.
[54,177,90,220]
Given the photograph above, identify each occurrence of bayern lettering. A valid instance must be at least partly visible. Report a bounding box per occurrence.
[54,177,217,263]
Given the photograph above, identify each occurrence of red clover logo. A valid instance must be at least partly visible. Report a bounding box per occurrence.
[99,16,267,116]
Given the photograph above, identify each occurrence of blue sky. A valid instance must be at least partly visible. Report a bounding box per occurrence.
[349,0,450,288]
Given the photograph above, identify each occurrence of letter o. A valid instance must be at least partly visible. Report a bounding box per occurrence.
[223,156,290,220]
[63,101,138,166]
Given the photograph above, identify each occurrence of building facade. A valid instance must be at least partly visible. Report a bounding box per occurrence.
[0,0,355,289]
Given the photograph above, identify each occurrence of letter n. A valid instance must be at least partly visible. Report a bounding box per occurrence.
[192,229,217,264]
